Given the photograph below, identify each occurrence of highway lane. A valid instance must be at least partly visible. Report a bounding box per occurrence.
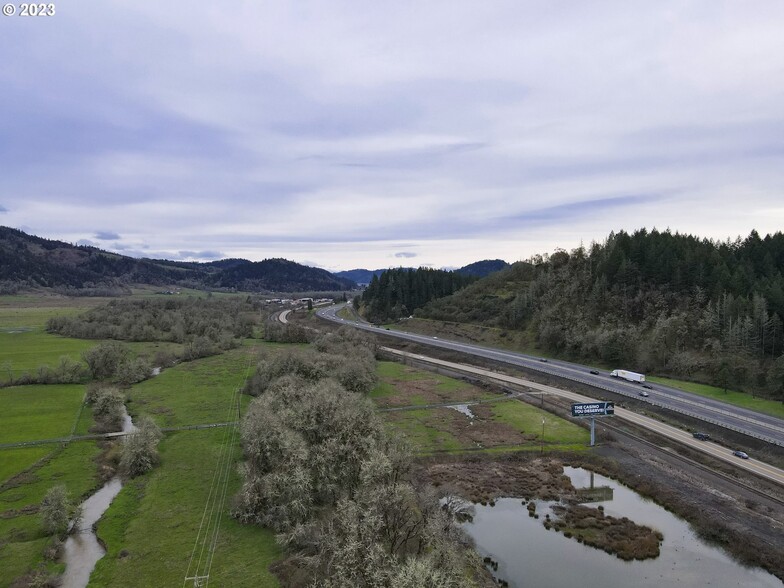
[380,346,784,487]
[317,304,784,447]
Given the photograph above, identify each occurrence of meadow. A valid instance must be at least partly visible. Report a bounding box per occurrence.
[0,293,590,587]
[372,360,590,454]
[0,294,276,587]
[88,428,280,588]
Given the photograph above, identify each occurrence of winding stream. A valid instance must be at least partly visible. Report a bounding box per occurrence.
[60,410,136,588]
[461,467,782,588]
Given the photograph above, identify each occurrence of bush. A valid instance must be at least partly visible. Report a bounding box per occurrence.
[120,416,163,477]
[40,485,80,537]
[91,387,125,432]
[83,341,129,380]
[115,356,152,386]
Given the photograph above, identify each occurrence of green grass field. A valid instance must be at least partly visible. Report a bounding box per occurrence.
[489,399,590,447]
[0,442,103,585]
[0,303,186,382]
[384,409,465,452]
[127,346,261,427]
[88,428,280,588]
[0,331,95,379]
[0,384,85,445]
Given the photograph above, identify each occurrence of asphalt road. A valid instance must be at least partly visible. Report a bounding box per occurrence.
[317,304,784,447]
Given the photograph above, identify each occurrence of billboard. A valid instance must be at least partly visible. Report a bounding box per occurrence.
[571,402,614,418]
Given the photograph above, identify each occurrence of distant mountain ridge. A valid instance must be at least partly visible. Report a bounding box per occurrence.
[0,226,355,292]
[455,259,509,277]
[335,259,509,285]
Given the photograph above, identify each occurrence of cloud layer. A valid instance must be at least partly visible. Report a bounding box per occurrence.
[1,2,783,270]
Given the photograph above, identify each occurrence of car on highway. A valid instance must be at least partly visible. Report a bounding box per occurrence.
[589,370,600,375]
[692,432,711,441]
[642,384,653,390]
[539,358,548,362]
[732,450,749,459]
[638,390,650,397]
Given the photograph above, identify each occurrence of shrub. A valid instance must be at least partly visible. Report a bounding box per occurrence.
[120,416,163,477]
[40,485,80,537]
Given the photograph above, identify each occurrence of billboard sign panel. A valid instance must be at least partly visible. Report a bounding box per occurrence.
[571,402,614,418]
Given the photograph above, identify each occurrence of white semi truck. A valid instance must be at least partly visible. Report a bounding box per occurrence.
[610,369,645,383]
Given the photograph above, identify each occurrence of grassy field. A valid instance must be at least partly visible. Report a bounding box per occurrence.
[89,428,280,588]
[0,384,84,446]
[0,442,103,586]
[490,399,589,447]
[0,330,95,379]
[370,361,497,408]
[373,360,590,454]
[86,342,281,587]
[127,346,262,427]
[0,293,285,587]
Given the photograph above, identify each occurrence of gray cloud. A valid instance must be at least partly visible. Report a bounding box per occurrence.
[394,252,417,258]
[94,231,121,240]
[177,250,224,261]
[1,2,783,270]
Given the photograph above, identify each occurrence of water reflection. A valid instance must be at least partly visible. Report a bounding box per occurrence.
[448,404,476,419]
[460,467,781,588]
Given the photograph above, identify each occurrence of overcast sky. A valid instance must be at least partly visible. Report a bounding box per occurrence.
[2,2,783,271]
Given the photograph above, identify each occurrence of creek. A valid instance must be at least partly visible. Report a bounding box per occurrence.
[460,466,782,588]
[60,409,136,588]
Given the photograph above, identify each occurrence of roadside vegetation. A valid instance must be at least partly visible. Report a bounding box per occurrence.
[411,229,784,403]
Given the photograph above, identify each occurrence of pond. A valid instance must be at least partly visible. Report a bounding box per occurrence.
[460,467,782,588]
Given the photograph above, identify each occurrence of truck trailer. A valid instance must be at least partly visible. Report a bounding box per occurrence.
[610,369,645,383]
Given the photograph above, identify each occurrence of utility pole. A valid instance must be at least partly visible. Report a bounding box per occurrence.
[184,575,209,587]
[541,418,545,454]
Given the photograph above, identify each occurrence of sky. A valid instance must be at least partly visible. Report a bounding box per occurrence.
[1,2,783,271]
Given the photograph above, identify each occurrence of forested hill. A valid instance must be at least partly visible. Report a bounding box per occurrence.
[337,259,509,285]
[213,258,355,291]
[360,267,476,323]
[418,229,784,400]
[0,226,356,293]
[335,268,410,286]
[456,259,509,277]
[0,226,196,293]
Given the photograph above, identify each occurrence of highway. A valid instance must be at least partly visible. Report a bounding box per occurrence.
[317,304,784,447]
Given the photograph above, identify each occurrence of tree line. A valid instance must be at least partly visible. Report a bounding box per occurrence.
[46,297,256,355]
[359,268,477,323]
[420,229,784,400]
[234,327,485,587]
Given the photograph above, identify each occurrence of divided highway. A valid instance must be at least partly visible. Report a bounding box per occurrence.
[317,304,784,448]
